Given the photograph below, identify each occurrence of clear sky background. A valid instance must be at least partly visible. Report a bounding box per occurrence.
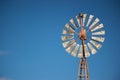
[0,0,120,80]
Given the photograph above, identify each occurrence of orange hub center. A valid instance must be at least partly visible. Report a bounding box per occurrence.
[79,28,87,40]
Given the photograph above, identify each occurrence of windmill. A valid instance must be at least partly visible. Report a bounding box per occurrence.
[61,13,105,80]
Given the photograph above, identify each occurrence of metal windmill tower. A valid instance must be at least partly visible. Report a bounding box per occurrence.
[61,13,105,80]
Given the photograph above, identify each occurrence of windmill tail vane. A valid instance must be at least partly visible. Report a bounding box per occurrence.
[61,13,105,80]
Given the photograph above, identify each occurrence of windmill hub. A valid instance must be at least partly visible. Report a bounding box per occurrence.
[78,28,87,40]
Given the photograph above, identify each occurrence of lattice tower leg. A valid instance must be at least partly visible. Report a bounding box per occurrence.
[77,58,90,80]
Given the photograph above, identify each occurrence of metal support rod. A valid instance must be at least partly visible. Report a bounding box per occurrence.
[82,40,85,58]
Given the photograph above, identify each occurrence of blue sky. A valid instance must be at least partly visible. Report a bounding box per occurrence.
[0,0,120,80]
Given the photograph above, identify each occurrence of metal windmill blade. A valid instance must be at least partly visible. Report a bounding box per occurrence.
[90,40,102,49]
[91,23,104,32]
[78,45,83,58]
[84,44,90,57]
[89,18,100,29]
[61,35,74,41]
[91,36,105,43]
[76,15,81,27]
[83,14,87,26]
[70,18,78,29]
[65,23,76,33]
[92,30,105,36]
[66,42,76,53]
[62,29,74,35]
[87,42,97,55]
[86,15,94,27]
[71,44,79,57]
[76,13,84,27]
[62,40,75,48]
